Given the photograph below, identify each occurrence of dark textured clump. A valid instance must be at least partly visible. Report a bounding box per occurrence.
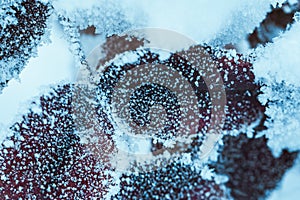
[113,162,227,200]
[0,0,52,91]
[153,46,265,155]
[212,134,298,200]
[0,84,115,199]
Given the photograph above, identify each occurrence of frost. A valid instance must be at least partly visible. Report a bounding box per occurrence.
[2,139,14,148]
[209,0,273,48]
[113,161,229,199]
[0,84,116,198]
[127,0,276,50]
[0,0,52,92]
[53,0,137,66]
[199,165,215,181]
[254,20,300,87]
[0,19,74,144]
[259,81,300,156]
[1,0,300,199]
[253,20,300,156]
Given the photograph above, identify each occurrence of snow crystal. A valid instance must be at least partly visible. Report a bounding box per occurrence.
[2,139,14,148]
[253,20,300,156]
[253,20,300,87]
[259,81,300,156]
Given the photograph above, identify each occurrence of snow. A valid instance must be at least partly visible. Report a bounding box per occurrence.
[0,0,51,92]
[124,0,273,48]
[253,20,300,156]
[253,20,300,88]
[80,34,105,58]
[53,0,275,53]
[53,0,135,35]
[0,19,74,143]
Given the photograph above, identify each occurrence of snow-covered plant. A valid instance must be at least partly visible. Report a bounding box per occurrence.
[1,0,300,199]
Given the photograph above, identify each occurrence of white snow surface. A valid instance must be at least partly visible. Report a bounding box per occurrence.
[53,0,274,48]
[122,0,273,48]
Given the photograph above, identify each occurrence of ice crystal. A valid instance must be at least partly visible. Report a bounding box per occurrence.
[253,20,300,156]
